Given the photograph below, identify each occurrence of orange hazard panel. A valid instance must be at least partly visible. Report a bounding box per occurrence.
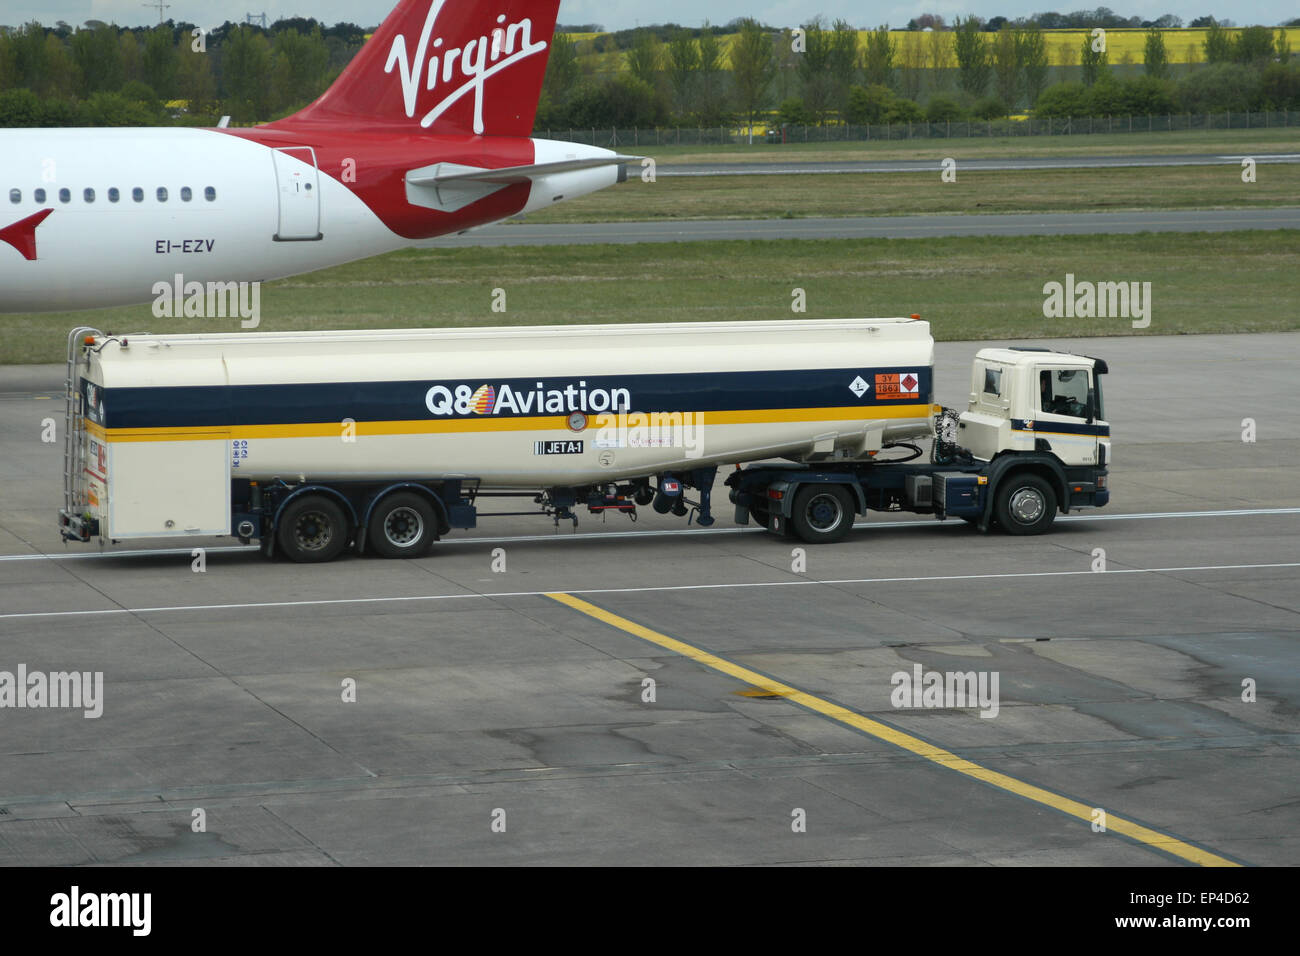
[875,371,921,399]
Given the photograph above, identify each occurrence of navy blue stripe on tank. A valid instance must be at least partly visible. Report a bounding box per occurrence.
[1012,418,1110,437]
[94,367,934,429]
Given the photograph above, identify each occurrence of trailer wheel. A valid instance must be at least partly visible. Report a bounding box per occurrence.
[368,492,436,559]
[790,485,855,544]
[277,495,349,563]
[994,474,1056,535]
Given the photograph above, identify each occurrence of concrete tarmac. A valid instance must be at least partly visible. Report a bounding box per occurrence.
[0,333,1297,865]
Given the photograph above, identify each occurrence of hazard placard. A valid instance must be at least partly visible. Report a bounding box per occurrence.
[875,371,920,399]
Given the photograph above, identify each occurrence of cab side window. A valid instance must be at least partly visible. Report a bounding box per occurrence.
[1040,369,1089,418]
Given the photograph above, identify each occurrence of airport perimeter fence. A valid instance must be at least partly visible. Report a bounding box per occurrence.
[539,110,1297,148]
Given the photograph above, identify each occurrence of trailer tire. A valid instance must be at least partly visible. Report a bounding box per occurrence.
[790,485,855,544]
[994,473,1056,535]
[368,492,436,559]
[277,495,349,563]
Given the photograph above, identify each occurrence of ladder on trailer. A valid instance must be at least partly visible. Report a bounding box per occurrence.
[61,327,102,536]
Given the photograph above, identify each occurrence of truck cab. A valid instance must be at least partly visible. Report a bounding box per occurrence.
[959,347,1110,471]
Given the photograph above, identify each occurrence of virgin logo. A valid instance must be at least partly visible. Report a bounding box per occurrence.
[384,0,549,134]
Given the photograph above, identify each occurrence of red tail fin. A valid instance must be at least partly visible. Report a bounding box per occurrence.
[279,0,560,136]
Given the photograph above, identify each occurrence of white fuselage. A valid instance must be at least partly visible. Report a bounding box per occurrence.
[0,128,616,314]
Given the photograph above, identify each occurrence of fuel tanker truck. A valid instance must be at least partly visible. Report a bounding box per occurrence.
[57,318,1110,562]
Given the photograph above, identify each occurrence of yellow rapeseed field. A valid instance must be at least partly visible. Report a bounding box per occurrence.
[572,26,1300,70]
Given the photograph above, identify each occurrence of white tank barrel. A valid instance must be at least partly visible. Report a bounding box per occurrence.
[78,318,936,492]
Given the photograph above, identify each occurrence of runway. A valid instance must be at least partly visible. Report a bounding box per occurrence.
[0,332,1296,865]
[422,207,1300,246]
[657,152,1300,177]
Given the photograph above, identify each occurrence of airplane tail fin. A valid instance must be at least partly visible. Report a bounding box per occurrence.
[277,0,560,136]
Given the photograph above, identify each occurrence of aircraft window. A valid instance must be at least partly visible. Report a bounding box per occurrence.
[84,188,95,203]
[8,189,18,203]
[108,187,119,202]
[180,186,192,201]
[204,186,216,201]
[157,187,168,202]
[35,188,46,203]
[58,188,70,203]
[132,187,144,202]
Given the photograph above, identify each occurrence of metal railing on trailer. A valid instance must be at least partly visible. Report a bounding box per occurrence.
[60,327,102,540]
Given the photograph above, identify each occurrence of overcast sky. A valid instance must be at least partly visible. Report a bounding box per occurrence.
[2,1,1292,32]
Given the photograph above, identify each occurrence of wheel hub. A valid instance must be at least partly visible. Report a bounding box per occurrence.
[1010,488,1045,523]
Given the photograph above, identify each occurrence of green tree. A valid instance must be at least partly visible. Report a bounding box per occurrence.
[924,93,966,121]
[695,21,728,125]
[953,16,991,96]
[991,27,1019,106]
[141,25,177,100]
[1233,25,1276,67]
[176,42,216,120]
[1080,33,1109,86]
[0,30,16,90]
[118,30,142,87]
[1017,25,1049,106]
[625,29,661,88]
[12,23,49,93]
[666,28,699,117]
[797,18,834,121]
[541,31,580,117]
[826,18,859,120]
[221,25,272,121]
[1143,28,1169,78]
[845,83,897,124]
[1203,19,1232,64]
[730,18,774,141]
[70,23,123,96]
[43,33,75,99]
[272,26,330,110]
[0,88,44,126]
[1033,81,1088,117]
[862,25,894,87]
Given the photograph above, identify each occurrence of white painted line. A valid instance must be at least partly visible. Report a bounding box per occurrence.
[5,506,1298,563]
[2,561,1297,621]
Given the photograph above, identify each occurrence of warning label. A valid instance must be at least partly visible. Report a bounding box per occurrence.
[875,371,921,399]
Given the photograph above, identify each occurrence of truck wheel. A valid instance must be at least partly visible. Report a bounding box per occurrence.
[790,485,855,544]
[994,474,1056,535]
[277,495,349,563]
[368,492,436,559]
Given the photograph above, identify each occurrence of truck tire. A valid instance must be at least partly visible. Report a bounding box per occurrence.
[790,484,855,544]
[994,474,1056,535]
[277,495,349,563]
[368,492,436,559]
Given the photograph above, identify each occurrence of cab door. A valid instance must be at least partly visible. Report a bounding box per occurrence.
[1031,367,1102,466]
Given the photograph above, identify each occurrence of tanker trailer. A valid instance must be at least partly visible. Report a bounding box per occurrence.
[57,318,1109,561]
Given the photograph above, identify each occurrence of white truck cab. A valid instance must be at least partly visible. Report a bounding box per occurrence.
[959,347,1110,469]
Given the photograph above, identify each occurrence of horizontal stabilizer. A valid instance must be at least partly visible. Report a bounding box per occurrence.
[407,155,639,186]
[404,156,636,212]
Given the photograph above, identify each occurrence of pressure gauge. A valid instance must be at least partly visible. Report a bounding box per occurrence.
[567,411,588,432]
